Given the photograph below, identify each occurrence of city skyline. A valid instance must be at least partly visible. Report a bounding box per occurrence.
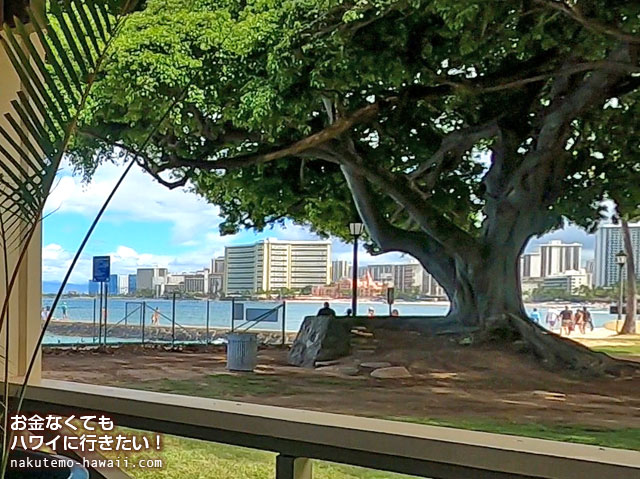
[43,160,605,285]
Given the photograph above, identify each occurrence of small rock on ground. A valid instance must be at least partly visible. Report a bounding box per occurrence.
[533,390,566,401]
[360,361,392,370]
[315,360,341,367]
[370,366,412,379]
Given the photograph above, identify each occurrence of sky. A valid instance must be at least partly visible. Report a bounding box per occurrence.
[42,160,595,284]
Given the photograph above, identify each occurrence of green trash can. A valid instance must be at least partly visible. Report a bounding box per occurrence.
[226,332,258,371]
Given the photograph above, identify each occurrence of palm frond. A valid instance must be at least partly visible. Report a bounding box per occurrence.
[0,0,135,249]
[0,0,137,334]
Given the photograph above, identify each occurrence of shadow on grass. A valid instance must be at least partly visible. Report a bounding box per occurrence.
[123,373,363,399]
[123,373,640,451]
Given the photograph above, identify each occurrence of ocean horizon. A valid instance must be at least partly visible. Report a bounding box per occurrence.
[41,297,619,345]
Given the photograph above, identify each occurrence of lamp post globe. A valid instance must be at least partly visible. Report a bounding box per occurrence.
[349,222,365,236]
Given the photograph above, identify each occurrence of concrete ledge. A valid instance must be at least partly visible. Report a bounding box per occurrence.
[14,379,640,479]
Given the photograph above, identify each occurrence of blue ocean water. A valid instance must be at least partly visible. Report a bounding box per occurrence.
[41,297,616,344]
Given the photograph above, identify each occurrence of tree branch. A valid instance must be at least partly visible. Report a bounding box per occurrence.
[410,119,500,191]
[78,129,191,189]
[536,0,640,45]
[155,100,390,172]
[335,143,479,258]
[137,159,190,189]
[508,44,637,203]
[341,164,458,293]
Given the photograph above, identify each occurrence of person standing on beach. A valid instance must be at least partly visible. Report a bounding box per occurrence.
[545,309,559,331]
[574,308,585,334]
[151,307,160,325]
[560,306,573,336]
[530,308,541,324]
[61,302,68,320]
[582,307,594,332]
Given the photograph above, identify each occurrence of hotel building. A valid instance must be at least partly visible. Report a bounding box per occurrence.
[594,223,640,287]
[366,262,446,297]
[331,260,351,283]
[224,239,331,294]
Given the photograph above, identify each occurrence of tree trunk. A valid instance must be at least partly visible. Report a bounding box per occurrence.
[342,163,636,375]
[445,249,526,327]
[621,219,637,334]
[424,239,636,376]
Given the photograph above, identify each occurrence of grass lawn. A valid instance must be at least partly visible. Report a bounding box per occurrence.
[109,373,640,478]
[389,416,640,451]
[109,418,640,479]
[591,344,640,356]
[106,434,416,479]
[579,334,640,358]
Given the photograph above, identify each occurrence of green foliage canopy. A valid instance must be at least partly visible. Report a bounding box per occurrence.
[69,0,640,247]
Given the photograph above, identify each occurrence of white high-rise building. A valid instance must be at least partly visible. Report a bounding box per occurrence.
[539,240,581,277]
[520,252,542,278]
[331,260,351,283]
[594,223,640,287]
[422,270,446,298]
[224,239,331,294]
[365,261,445,297]
[367,263,423,291]
[117,275,129,295]
[542,269,591,293]
[184,269,210,294]
[212,257,225,274]
[136,267,168,296]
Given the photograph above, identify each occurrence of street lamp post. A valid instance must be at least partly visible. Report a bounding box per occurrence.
[616,250,627,331]
[349,222,365,317]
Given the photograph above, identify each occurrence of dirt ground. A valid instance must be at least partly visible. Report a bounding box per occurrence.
[42,330,640,429]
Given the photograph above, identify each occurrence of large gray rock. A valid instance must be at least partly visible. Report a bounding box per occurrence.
[288,316,351,368]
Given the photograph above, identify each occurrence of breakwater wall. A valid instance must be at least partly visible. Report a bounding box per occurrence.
[45,320,296,345]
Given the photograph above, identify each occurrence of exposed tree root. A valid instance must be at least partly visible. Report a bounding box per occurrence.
[481,314,640,377]
[343,314,638,377]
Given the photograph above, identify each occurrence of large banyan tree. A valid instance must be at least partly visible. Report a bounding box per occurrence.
[70,0,640,371]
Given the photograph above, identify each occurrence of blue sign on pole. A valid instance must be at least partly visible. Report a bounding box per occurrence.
[92,256,111,282]
[232,303,244,321]
[246,308,279,323]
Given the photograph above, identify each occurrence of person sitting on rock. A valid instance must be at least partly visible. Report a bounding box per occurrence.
[317,302,336,316]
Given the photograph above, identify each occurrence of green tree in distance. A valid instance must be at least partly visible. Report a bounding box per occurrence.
[68,0,640,373]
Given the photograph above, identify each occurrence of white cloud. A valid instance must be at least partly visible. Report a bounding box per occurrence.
[41,242,218,283]
[43,159,599,282]
[45,160,222,245]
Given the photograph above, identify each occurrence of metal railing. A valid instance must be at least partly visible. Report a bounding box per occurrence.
[46,297,292,348]
[231,300,287,346]
[16,379,640,479]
